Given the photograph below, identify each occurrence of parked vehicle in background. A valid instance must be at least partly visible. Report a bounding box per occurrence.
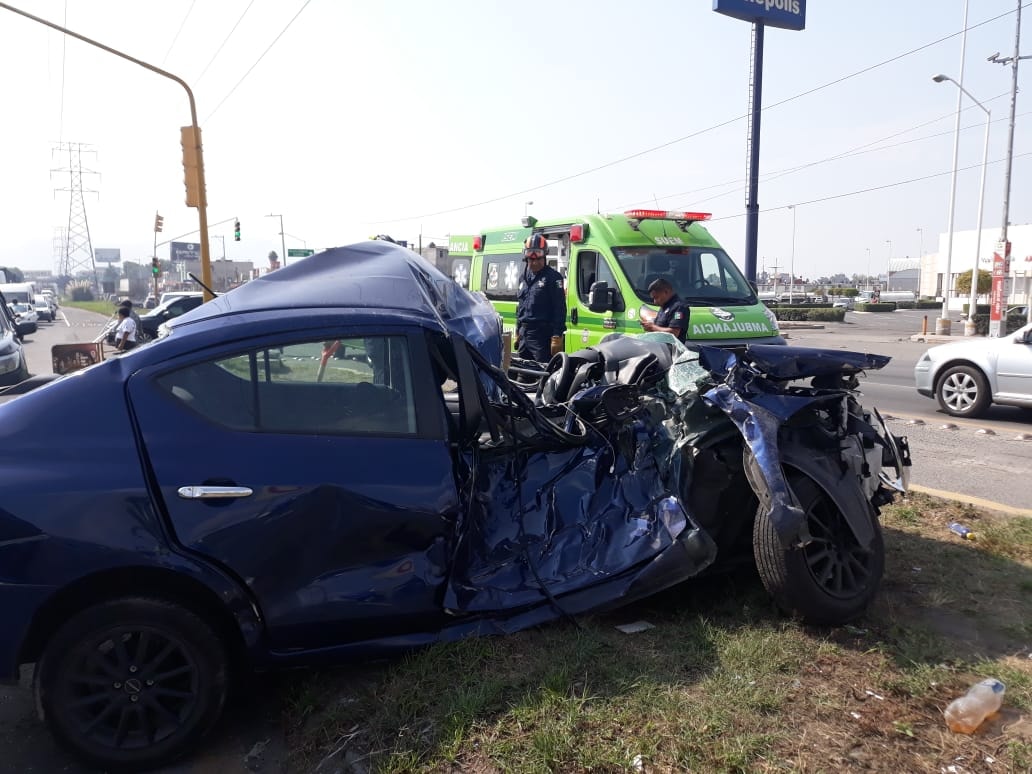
[914,322,1032,417]
[0,291,28,386]
[10,303,38,335]
[138,293,205,340]
[0,281,37,305]
[858,290,915,305]
[33,296,55,322]
[832,297,854,310]
[159,291,201,307]
[144,294,158,309]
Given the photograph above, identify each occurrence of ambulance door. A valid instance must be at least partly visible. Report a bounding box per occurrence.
[570,249,626,349]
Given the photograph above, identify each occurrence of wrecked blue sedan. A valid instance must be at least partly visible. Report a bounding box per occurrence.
[0,241,909,770]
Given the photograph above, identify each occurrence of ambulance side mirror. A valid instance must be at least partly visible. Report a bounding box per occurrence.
[588,281,612,313]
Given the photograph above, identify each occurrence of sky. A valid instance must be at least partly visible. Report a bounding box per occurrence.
[0,0,1029,282]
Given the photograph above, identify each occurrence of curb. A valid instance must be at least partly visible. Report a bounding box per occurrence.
[907,484,1032,518]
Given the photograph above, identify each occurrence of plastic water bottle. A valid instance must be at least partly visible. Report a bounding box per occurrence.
[948,522,976,540]
[944,678,1006,734]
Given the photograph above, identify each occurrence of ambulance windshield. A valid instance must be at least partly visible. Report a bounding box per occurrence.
[611,246,757,305]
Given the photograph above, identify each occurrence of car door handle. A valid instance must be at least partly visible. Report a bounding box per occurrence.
[570,308,578,325]
[177,485,254,499]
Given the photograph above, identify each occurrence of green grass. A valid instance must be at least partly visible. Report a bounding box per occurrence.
[62,299,117,315]
[283,494,1032,773]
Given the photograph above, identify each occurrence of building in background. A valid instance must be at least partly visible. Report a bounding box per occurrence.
[919,223,1031,308]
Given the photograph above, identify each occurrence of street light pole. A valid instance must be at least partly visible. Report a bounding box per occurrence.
[524,200,534,217]
[266,214,287,267]
[788,205,797,303]
[934,74,991,336]
[865,247,871,291]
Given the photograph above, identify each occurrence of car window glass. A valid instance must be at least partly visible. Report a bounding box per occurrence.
[157,335,417,436]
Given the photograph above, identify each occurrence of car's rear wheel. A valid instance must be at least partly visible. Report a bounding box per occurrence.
[753,472,884,625]
[36,597,228,771]
[936,364,990,418]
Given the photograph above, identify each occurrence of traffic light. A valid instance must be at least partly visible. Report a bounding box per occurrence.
[154,213,164,233]
[151,257,161,277]
[180,125,206,208]
[234,219,241,242]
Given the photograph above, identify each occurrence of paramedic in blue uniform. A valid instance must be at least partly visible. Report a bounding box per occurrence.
[641,277,689,342]
[516,234,566,362]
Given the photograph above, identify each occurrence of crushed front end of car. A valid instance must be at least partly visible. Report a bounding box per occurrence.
[446,332,910,627]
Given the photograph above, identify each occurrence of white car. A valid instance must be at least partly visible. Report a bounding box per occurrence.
[914,323,1032,418]
[33,298,54,322]
[10,303,38,335]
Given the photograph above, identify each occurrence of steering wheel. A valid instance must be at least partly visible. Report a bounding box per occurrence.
[689,278,711,289]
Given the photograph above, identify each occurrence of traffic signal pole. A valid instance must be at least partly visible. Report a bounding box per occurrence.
[0,2,215,302]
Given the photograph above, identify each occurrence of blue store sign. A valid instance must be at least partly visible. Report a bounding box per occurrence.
[713,0,806,31]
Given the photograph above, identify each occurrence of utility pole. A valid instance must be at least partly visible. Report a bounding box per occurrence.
[988,1,1032,330]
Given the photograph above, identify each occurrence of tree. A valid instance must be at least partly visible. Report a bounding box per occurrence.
[955,269,992,296]
[268,250,279,262]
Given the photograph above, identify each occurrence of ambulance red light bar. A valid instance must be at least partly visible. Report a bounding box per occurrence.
[472,235,485,251]
[624,209,711,222]
[570,223,588,243]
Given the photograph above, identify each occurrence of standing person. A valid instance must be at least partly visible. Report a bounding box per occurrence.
[113,306,137,351]
[516,234,566,363]
[119,299,142,330]
[641,278,689,343]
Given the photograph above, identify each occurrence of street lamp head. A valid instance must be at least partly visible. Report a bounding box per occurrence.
[932,74,949,83]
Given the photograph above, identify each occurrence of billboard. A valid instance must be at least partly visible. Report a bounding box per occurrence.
[713,0,806,31]
[94,248,122,263]
[170,241,201,262]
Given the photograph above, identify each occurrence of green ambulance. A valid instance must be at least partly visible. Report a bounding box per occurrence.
[465,209,783,352]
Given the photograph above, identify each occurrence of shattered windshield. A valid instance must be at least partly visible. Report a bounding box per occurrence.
[612,246,756,306]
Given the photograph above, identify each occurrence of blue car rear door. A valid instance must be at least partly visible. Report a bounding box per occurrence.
[126,326,460,651]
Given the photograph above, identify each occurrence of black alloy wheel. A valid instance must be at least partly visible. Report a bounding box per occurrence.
[37,598,228,771]
[754,473,884,625]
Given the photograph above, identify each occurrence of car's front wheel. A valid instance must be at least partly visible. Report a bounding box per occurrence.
[753,472,884,625]
[936,364,990,418]
[36,597,229,771]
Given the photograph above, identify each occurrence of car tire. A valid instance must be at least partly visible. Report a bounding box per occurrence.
[35,597,229,771]
[753,472,884,625]
[935,364,990,418]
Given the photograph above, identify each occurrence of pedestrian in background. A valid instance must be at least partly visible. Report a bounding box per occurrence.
[516,234,566,363]
[113,306,137,351]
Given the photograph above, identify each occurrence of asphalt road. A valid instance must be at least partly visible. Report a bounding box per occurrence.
[785,309,1032,513]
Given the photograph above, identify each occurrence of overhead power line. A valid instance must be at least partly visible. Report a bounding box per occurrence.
[368,4,1025,225]
[204,0,311,123]
[706,150,1032,223]
[162,0,197,67]
[616,96,1019,212]
[195,0,257,86]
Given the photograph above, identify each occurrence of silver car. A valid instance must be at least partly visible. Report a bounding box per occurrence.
[914,323,1032,418]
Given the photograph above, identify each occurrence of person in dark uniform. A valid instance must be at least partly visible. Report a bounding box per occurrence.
[641,277,689,342]
[516,234,566,362]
